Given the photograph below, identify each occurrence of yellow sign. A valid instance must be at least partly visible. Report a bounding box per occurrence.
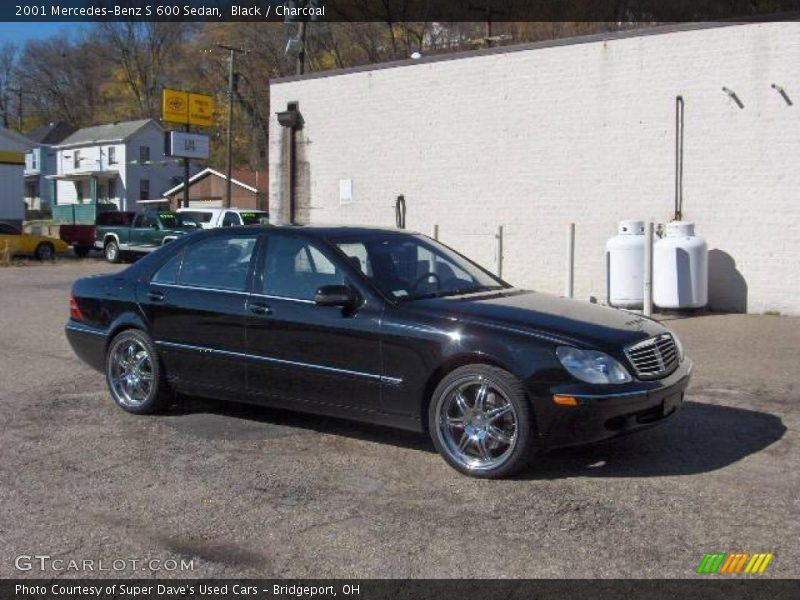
[162,88,214,127]
[162,88,189,124]
[188,92,214,127]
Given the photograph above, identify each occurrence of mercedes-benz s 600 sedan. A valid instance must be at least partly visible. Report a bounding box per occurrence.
[65,225,691,478]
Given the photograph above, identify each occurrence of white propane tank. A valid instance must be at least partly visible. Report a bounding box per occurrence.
[606,220,646,308]
[653,221,708,309]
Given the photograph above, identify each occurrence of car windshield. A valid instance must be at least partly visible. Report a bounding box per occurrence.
[239,211,269,225]
[179,211,213,224]
[330,232,506,301]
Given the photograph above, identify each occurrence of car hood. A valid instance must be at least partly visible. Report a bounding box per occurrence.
[409,289,666,351]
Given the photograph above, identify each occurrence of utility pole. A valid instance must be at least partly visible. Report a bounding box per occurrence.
[468,2,508,47]
[297,19,307,75]
[217,44,247,209]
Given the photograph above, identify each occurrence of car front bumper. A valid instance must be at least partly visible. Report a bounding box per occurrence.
[536,358,693,451]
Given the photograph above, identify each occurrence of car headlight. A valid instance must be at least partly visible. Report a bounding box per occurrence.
[556,346,632,384]
[672,333,685,362]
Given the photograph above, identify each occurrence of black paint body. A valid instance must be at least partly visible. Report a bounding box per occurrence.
[66,226,691,449]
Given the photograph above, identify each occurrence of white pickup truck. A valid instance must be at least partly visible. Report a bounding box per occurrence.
[176,208,269,229]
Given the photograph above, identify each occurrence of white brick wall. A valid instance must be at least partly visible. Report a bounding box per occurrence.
[269,22,800,315]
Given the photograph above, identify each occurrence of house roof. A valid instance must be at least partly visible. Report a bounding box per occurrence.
[0,127,33,152]
[57,119,157,147]
[163,167,267,198]
[25,122,76,145]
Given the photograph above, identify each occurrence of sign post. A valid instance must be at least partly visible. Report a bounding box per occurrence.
[162,88,214,208]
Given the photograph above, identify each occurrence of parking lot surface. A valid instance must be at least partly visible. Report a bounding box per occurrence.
[1,260,797,578]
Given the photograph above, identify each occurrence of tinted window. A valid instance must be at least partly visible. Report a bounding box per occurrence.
[180,211,213,224]
[331,233,503,301]
[222,212,240,227]
[0,223,20,235]
[152,251,183,284]
[240,211,269,225]
[134,213,156,228]
[262,236,345,300]
[179,235,256,291]
[97,212,134,226]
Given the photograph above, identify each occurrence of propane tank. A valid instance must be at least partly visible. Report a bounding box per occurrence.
[653,221,708,309]
[606,220,646,308]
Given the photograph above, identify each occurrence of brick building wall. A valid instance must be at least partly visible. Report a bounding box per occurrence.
[269,22,800,315]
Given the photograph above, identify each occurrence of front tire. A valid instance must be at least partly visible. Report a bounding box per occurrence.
[35,242,54,261]
[104,239,120,263]
[428,364,537,479]
[105,329,171,414]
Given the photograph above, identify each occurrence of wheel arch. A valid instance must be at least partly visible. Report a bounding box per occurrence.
[419,352,515,433]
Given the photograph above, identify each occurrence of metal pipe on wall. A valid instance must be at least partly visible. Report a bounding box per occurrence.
[565,222,575,298]
[643,222,654,317]
[496,225,504,279]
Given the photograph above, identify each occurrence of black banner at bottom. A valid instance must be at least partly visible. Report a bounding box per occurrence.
[4,579,799,600]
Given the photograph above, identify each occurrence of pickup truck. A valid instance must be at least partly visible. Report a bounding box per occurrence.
[97,210,200,263]
[176,207,269,229]
[60,211,134,257]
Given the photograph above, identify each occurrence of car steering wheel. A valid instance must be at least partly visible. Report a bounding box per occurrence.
[411,272,441,292]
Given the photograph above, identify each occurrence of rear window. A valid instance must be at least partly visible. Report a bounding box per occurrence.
[239,211,269,225]
[96,212,134,226]
[180,211,214,223]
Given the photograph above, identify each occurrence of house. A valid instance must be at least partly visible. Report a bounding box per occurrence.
[23,122,76,212]
[269,21,800,315]
[49,119,187,224]
[161,167,268,211]
[0,126,32,229]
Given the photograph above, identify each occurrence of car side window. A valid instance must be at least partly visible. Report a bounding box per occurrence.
[262,235,345,300]
[0,223,19,234]
[178,235,257,291]
[222,212,240,227]
[151,251,183,284]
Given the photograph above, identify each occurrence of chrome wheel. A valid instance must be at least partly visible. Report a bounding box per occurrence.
[436,375,519,472]
[105,242,119,263]
[108,338,154,409]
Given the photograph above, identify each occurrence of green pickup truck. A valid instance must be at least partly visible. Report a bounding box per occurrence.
[96,210,200,263]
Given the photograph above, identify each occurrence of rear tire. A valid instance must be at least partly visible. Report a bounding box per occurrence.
[104,239,120,263]
[105,329,171,414]
[428,364,537,479]
[34,242,54,261]
[73,245,91,258]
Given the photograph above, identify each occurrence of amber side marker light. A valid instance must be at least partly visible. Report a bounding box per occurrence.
[553,394,578,407]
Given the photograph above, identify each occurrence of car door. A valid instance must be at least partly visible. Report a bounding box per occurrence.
[138,232,258,393]
[245,232,384,411]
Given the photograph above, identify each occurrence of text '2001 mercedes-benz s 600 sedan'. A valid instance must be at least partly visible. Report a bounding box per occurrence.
[65,225,691,478]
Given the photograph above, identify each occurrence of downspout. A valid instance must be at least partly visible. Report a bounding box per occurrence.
[277,103,304,225]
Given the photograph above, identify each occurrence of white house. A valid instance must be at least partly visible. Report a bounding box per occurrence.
[0,126,32,229]
[50,119,186,223]
[23,122,76,212]
[269,21,800,315]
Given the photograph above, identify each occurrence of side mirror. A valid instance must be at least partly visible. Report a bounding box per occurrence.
[314,284,356,308]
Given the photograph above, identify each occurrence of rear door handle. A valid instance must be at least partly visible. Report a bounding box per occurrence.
[147,290,165,302]
[248,301,272,315]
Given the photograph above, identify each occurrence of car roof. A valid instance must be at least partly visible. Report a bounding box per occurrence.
[207,224,419,238]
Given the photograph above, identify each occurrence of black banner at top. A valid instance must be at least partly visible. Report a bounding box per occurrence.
[3,0,800,23]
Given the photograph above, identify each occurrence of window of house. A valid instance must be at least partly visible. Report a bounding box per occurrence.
[178,235,257,291]
[139,179,150,201]
[262,235,344,300]
[75,181,83,203]
[31,151,37,170]
[108,178,115,199]
[139,146,150,163]
[73,150,80,169]
[108,146,117,165]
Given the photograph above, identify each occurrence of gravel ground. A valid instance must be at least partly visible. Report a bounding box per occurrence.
[0,260,797,579]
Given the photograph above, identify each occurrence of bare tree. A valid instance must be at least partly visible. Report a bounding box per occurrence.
[0,43,18,128]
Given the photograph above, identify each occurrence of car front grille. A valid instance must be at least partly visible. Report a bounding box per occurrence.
[624,334,679,380]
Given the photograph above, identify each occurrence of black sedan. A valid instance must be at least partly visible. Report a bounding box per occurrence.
[65,225,691,478]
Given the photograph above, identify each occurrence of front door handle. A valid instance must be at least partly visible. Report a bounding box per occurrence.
[248,301,272,315]
[147,290,165,302]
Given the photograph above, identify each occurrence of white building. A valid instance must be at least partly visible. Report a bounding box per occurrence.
[0,126,32,229]
[269,22,800,315]
[23,122,76,212]
[50,119,185,223]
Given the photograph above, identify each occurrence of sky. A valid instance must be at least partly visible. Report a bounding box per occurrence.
[0,22,84,46]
